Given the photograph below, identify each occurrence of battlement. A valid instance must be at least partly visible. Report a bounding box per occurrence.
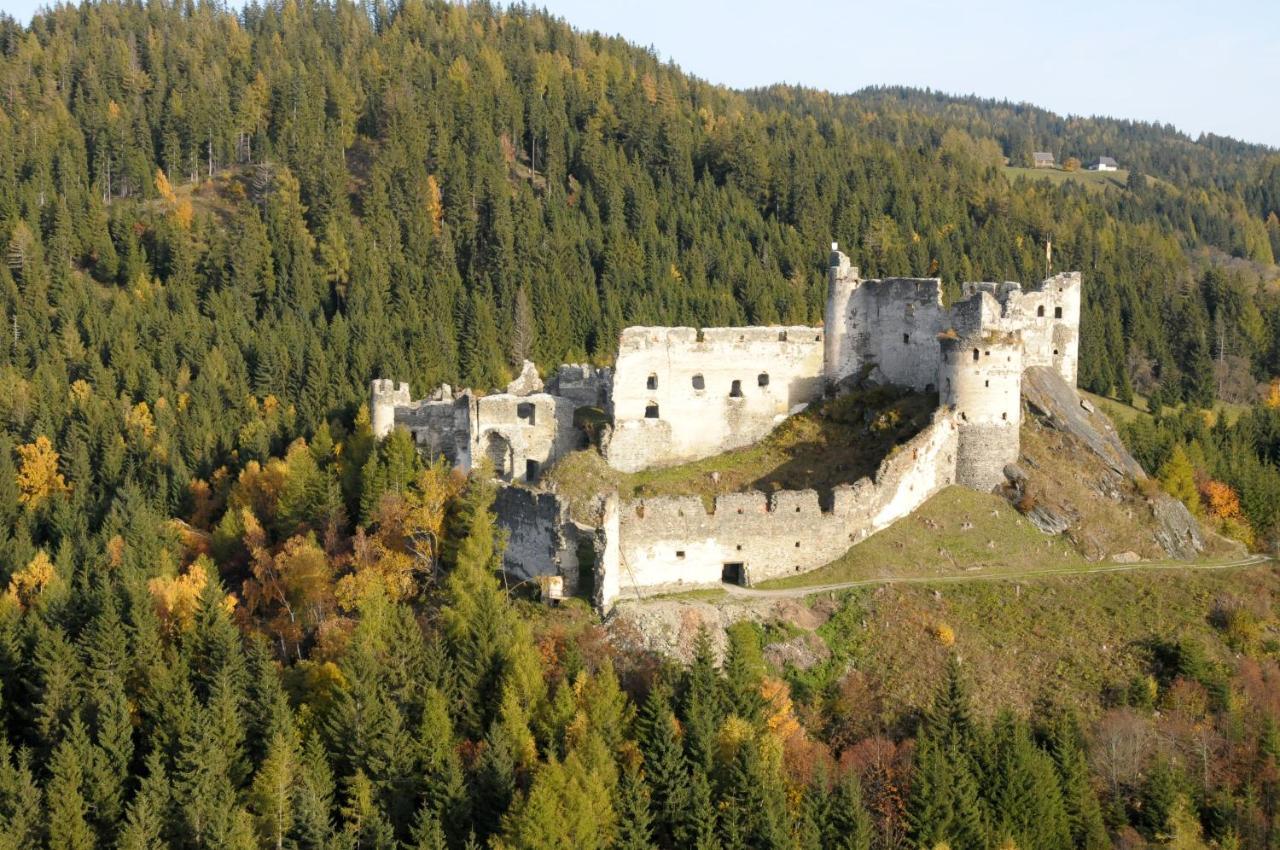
[603,409,959,603]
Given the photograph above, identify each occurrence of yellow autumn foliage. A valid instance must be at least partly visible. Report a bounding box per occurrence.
[125,400,157,442]
[4,550,59,609]
[148,558,235,634]
[761,676,802,743]
[16,435,70,508]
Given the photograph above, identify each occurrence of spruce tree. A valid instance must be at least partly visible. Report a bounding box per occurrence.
[637,684,693,847]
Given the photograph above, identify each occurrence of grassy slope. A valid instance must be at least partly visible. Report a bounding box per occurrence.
[1080,388,1250,426]
[758,486,1087,589]
[781,563,1280,722]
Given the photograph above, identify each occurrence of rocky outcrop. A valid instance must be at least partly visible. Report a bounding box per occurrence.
[1016,367,1222,561]
[1021,367,1143,478]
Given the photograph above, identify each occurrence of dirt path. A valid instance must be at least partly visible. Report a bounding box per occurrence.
[723,553,1273,600]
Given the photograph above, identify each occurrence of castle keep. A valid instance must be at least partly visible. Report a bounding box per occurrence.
[372,243,1082,608]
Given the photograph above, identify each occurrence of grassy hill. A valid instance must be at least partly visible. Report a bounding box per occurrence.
[1004,165,1130,192]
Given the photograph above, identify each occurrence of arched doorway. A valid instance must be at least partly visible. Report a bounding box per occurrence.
[484,431,512,479]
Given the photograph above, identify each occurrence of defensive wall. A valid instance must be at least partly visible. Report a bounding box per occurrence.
[492,485,585,595]
[597,409,959,608]
[371,241,1083,610]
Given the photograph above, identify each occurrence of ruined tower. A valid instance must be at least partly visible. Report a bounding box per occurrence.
[370,379,412,440]
[823,243,860,386]
[938,329,1023,491]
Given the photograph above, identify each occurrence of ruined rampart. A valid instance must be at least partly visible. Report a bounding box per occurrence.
[598,408,959,607]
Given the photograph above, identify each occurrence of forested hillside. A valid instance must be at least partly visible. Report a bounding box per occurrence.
[2,1,1280,848]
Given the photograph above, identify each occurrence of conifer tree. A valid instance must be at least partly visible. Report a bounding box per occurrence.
[615,759,657,850]
[116,751,171,850]
[46,718,96,850]
[826,771,874,850]
[637,683,693,847]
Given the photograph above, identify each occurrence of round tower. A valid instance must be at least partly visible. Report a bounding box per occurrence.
[938,331,1022,491]
[824,242,860,386]
[370,379,411,440]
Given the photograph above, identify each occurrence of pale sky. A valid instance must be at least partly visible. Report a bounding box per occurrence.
[4,0,1278,147]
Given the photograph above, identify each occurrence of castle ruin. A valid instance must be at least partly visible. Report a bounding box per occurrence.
[372,243,1082,608]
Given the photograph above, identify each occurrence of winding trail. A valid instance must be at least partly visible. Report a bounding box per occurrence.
[720,553,1273,600]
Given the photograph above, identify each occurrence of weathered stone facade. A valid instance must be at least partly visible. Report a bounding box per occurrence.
[492,486,584,594]
[604,326,826,472]
[371,365,579,485]
[372,241,1083,609]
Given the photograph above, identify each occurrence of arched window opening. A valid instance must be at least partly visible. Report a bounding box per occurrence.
[1037,305,1045,317]
[729,380,743,398]
[517,402,536,425]
[691,374,705,390]
[646,373,658,390]
[972,348,980,361]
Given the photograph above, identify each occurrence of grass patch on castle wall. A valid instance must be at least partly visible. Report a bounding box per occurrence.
[545,387,935,520]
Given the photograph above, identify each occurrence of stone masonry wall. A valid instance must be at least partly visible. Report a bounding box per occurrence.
[493,485,581,595]
[599,410,958,607]
[605,325,826,472]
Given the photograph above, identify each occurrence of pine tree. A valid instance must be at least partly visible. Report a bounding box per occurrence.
[826,771,874,850]
[637,684,693,846]
[1159,444,1201,516]
[46,718,96,850]
[680,629,723,772]
[116,751,171,850]
[615,760,657,850]
[249,729,300,850]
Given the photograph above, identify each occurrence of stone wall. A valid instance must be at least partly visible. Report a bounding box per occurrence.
[605,325,826,472]
[824,247,948,391]
[371,379,412,439]
[473,392,578,483]
[388,388,579,484]
[940,330,1023,490]
[598,410,959,608]
[395,395,473,468]
[493,485,582,594]
[546,363,612,409]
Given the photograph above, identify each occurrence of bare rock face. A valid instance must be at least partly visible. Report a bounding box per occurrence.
[1151,493,1207,559]
[505,360,544,396]
[763,632,831,671]
[1017,366,1230,561]
[1021,367,1143,479]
